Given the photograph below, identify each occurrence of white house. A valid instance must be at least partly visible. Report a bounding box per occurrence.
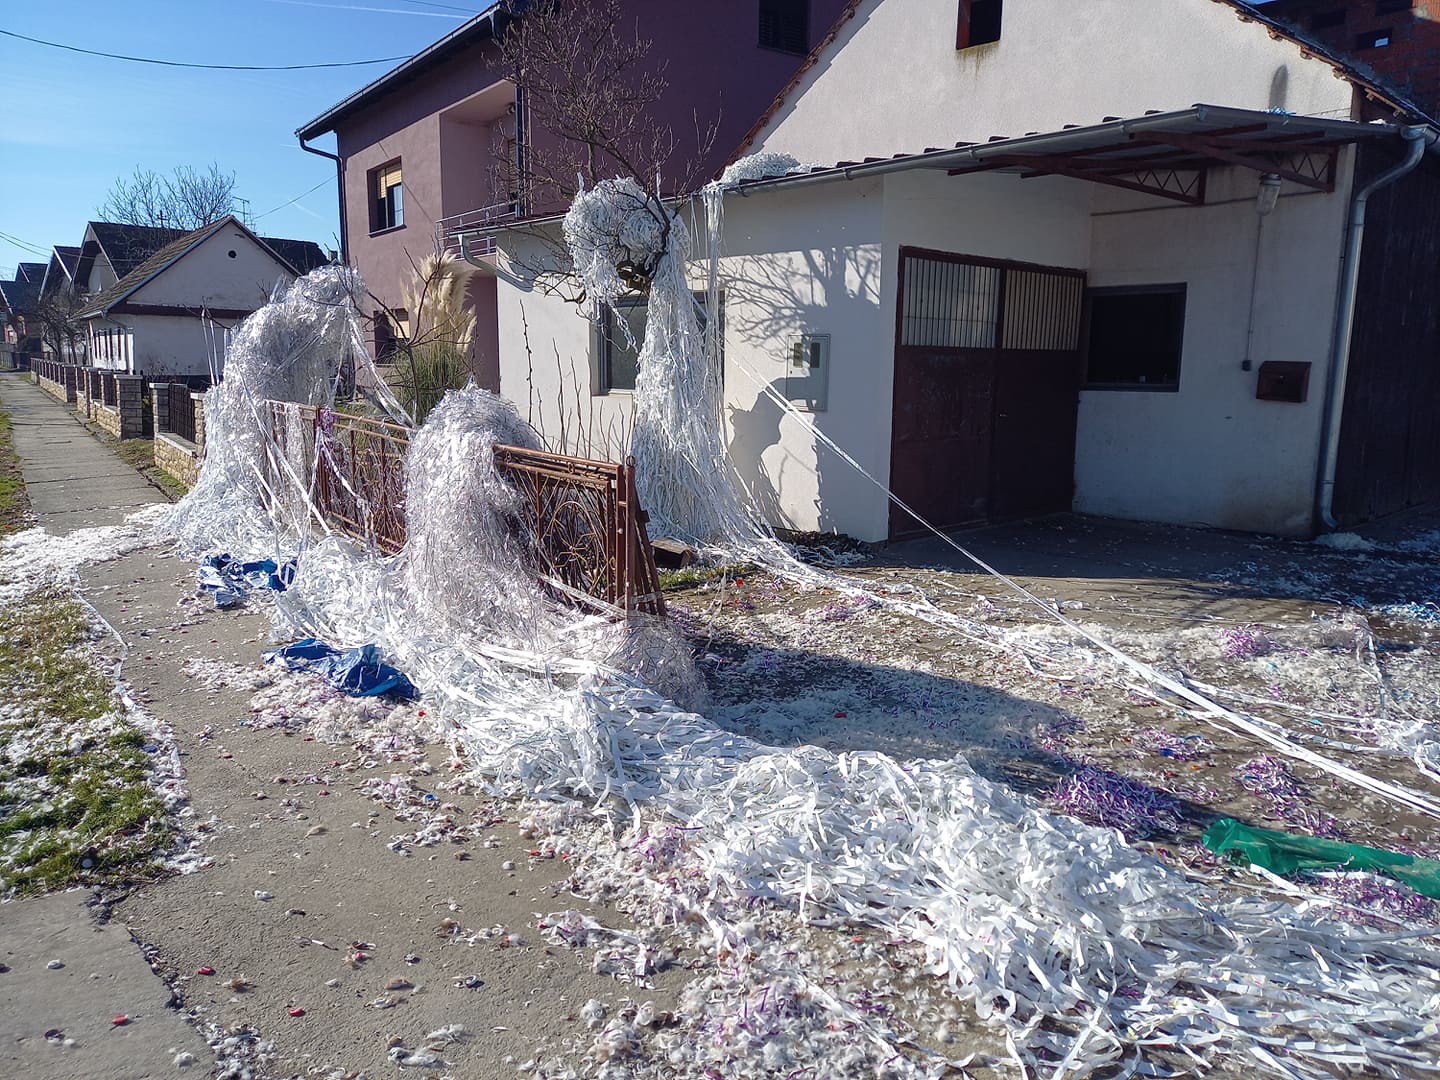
[76,217,329,381]
[483,0,1440,541]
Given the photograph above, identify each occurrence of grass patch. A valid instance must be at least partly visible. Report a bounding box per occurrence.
[0,408,33,534]
[113,437,191,499]
[659,561,753,592]
[0,589,170,895]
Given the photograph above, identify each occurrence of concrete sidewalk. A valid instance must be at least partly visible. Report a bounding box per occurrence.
[0,372,162,533]
[0,372,212,1078]
[0,370,682,1079]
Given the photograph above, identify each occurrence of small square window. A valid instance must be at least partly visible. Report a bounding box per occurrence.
[957,0,1003,49]
[599,297,647,393]
[369,160,404,232]
[1083,285,1186,391]
[1357,27,1393,48]
[373,307,408,361]
[1376,0,1412,15]
[597,293,723,394]
[759,0,809,55]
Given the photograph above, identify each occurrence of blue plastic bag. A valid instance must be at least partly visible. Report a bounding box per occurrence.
[264,638,418,699]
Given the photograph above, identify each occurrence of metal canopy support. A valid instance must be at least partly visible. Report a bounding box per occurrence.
[1129,130,1341,192]
[948,153,1209,205]
[945,124,1343,205]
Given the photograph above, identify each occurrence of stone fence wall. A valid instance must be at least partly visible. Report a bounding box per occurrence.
[152,382,206,487]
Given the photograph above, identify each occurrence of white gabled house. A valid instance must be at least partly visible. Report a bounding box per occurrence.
[484,0,1440,541]
[77,216,329,381]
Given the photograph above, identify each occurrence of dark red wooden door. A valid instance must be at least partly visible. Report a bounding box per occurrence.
[990,350,1082,521]
[890,347,994,536]
[888,249,1084,539]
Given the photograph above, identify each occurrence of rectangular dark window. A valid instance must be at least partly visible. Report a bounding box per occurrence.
[1357,27,1393,48]
[599,297,646,393]
[373,307,408,361]
[1310,9,1346,29]
[957,0,1003,49]
[1376,0,1412,15]
[1083,285,1186,391]
[598,292,721,394]
[369,160,404,232]
[759,0,809,54]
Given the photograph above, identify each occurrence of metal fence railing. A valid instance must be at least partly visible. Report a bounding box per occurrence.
[433,200,521,259]
[263,401,663,616]
[170,386,199,444]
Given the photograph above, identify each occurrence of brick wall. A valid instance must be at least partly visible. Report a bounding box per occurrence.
[1262,0,1440,115]
[153,434,202,487]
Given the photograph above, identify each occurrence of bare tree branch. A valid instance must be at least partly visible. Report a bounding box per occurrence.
[498,0,719,210]
[98,162,240,231]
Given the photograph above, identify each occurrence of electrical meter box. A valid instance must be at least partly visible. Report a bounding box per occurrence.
[786,334,830,411]
[1256,361,1311,403]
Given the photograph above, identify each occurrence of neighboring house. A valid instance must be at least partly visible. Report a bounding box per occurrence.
[295,0,853,389]
[34,245,88,364]
[0,276,43,362]
[75,215,329,380]
[489,0,1440,541]
[1261,0,1440,116]
[74,222,188,299]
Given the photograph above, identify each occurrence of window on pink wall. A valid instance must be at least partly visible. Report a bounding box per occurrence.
[957,0,1003,49]
[759,0,809,55]
[369,160,404,233]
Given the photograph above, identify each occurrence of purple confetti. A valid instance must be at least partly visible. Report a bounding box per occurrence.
[1218,625,1272,660]
[1234,755,1345,838]
[1054,764,1182,839]
[1307,872,1439,927]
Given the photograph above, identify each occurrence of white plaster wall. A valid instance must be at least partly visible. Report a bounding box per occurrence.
[126,315,221,380]
[718,179,889,540]
[131,228,292,310]
[1075,166,1350,535]
[494,230,636,460]
[755,0,1357,165]
[495,184,893,540]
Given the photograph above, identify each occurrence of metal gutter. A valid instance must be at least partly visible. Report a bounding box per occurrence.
[299,138,348,263]
[1316,124,1440,530]
[295,3,506,140]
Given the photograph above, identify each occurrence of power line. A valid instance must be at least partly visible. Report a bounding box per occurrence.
[0,230,52,258]
[255,177,334,220]
[391,0,484,13]
[0,28,411,71]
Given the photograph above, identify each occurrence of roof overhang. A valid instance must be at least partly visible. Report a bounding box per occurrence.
[464,105,1429,254]
[296,3,507,140]
[726,105,1425,206]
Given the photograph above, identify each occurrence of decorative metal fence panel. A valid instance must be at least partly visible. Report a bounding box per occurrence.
[170,385,199,444]
[492,446,664,617]
[264,402,663,615]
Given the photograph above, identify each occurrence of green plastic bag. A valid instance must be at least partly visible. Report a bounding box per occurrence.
[1202,817,1440,900]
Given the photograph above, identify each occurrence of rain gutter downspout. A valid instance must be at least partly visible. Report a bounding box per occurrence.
[299,137,348,264]
[1316,125,1438,530]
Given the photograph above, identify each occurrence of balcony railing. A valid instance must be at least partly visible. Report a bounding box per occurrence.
[433,199,522,260]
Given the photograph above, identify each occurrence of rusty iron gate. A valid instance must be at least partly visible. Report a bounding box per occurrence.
[493,446,664,616]
[889,247,1086,539]
[265,402,663,616]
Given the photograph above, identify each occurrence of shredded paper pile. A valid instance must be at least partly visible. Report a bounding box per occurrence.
[134,173,1440,1077]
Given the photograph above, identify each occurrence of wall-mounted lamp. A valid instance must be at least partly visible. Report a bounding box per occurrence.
[1256,173,1282,216]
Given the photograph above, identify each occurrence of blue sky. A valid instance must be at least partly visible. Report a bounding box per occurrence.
[0,0,493,277]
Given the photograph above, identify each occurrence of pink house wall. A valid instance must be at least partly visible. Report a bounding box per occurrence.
[329,0,853,390]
